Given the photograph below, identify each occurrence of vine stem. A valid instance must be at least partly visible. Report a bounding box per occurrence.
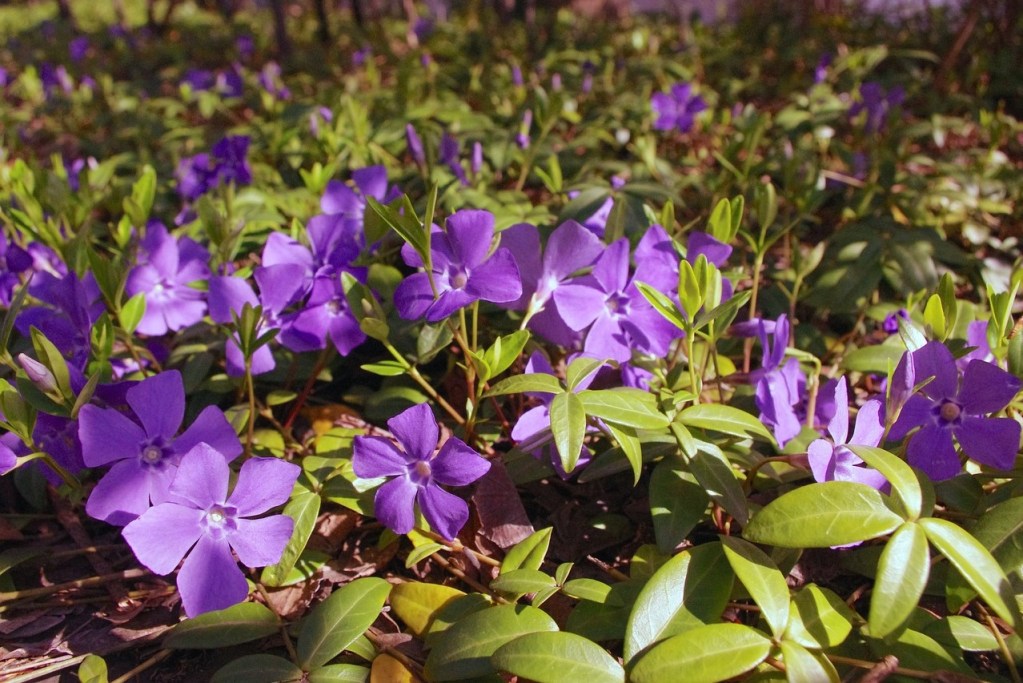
[282,346,334,432]
[825,653,934,679]
[417,529,501,568]
[256,583,299,663]
[977,603,1021,683]
[431,553,508,603]
[0,568,148,602]
[109,649,172,683]
[244,355,256,456]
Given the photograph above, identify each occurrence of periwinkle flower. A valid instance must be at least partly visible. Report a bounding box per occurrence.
[516,110,533,149]
[258,61,290,100]
[471,142,484,176]
[125,223,210,336]
[175,135,252,203]
[309,106,333,137]
[813,53,831,84]
[882,308,909,334]
[849,81,905,133]
[888,341,1021,480]
[651,82,707,133]
[807,377,887,489]
[208,275,286,376]
[1,231,33,305]
[80,370,243,525]
[183,69,215,92]
[394,209,522,323]
[353,403,490,539]
[312,165,395,259]
[748,315,806,446]
[17,271,104,368]
[440,133,468,186]
[406,124,426,165]
[123,444,299,617]
[69,36,89,62]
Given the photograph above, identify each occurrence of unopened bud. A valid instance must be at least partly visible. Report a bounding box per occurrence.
[18,353,58,394]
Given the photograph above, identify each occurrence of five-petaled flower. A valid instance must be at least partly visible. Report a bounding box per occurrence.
[122,444,299,617]
[888,341,1021,481]
[807,377,887,490]
[352,403,490,540]
[651,82,707,133]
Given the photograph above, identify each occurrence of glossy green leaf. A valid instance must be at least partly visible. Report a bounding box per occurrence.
[307,664,370,683]
[634,281,688,332]
[550,391,587,474]
[960,496,1023,584]
[482,330,530,380]
[486,373,563,397]
[847,445,922,520]
[211,654,304,683]
[119,292,147,335]
[868,628,972,674]
[921,616,1000,652]
[744,481,903,548]
[262,489,320,587]
[624,543,733,663]
[297,577,392,670]
[491,631,625,683]
[578,388,669,429]
[840,343,905,374]
[629,623,772,683]
[389,582,466,637]
[868,522,930,638]
[78,654,108,683]
[360,361,407,377]
[165,602,280,649]
[678,404,774,442]
[491,569,558,596]
[604,422,643,484]
[919,517,1021,630]
[501,527,553,574]
[784,585,856,650]
[686,445,749,526]
[423,593,495,646]
[423,604,558,681]
[566,356,607,390]
[649,461,709,553]
[778,640,838,683]
[720,536,790,637]
[562,579,612,603]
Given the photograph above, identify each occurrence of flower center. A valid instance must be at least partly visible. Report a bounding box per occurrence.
[939,401,962,423]
[414,460,432,480]
[451,271,468,290]
[207,505,228,525]
[605,292,629,316]
[141,445,163,464]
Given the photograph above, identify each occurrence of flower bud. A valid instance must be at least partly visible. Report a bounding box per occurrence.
[18,353,58,394]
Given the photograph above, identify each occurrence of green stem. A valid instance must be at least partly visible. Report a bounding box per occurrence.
[383,342,465,425]
[244,356,256,457]
[742,249,767,374]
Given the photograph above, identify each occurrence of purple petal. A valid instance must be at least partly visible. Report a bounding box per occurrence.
[208,276,258,323]
[327,311,366,356]
[907,425,961,481]
[228,457,301,516]
[910,341,958,401]
[79,404,146,467]
[393,272,437,321]
[425,288,476,322]
[849,399,885,447]
[174,406,243,460]
[387,403,439,461]
[511,405,553,445]
[956,417,1021,471]
[418,484,469,540]
[353,165,388,201]
[85,459,153,525]
[353,436,413,478]
[583,313,632,363]
[590,239,630,293]
[254,264,308,313]
[122,503,203,574]
[687,231,732,267]
[888,394,933,442]
[958,360,1021,415]
[431,438,490,486]
[553,281,606,331]
[373,477,418,535]
[177,535,250,617]
[446,210,495,267]
[127,371,184,440]
[466,249,522,304]
[168,443,230,509]
[321,180,360,215]
[500,223,541,308]
[230,516,294,567]
[827,377,850,444]
[807,439,837,483]
[543,220,604,281]
[261,232,313,270]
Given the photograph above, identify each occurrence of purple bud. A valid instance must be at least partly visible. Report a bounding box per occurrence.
[512,65,523,87]
[516,110,533,149]
[18,353,58,394]
[582,72,593,94]
[471,142,483,175]
[406,124,426,165]
[551,73,562,92]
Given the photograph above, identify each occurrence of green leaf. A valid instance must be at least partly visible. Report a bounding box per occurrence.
[841,343,906,374]
[486,373,563,397]
[578,388,669,430]
[211,654,304,683]
[262,489,320,587]
[389,582,466,637]
[847,445,923,520]
[118,292,147,335]
[566,356,607,391]
[604,422,643,484]
[491,631,625,683]
[306,664,370,683]
[78,654,109,683]
[649,461,709,553]
[423,594,495,646]
[686,444,750,526]
[563,578,612,603]
[958,496,1023,586]
[778,640,838,683]
[784,585,856,650]
[550,391,587,474]
[634,281,688,332]
[921,616,1000,652]
[423,604,558,681]
[266,390,298,406]
[482,330,530,380]
[491,569,558,596]
[297,577,392,670]
[629,623,771,683]
[677,404,775,442]
[360,361,407,377]
[624,543,734,664]
[744,481,903,548]
[868,628,972,674]
[919,517,1021,630]
[501,528,553,574]
[165,602,280,649]
[366,196,428,261]
[720,536,790,637]
[868,522,930,638]
[677,260,704,320]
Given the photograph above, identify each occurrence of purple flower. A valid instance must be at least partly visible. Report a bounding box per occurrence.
[0,439,15,476]
[69,36,89,62]
[211,135,252,187]
[309,106,333,136]
[1,231,34,306]
[394,209,522,323]
[516,110,533,149]
[813,53,831,84]
[176,153,215,202]
[651,82,707,133]
[959,320,994,368]
[235,34,255,60]
[440,133,468,186]
[888,341,1021,480]
[258,61,290,100]
[471,142,484,176]
[807,377,887,489]
[123,444,299,617]
[17,271,104,368]
[567,176,625,237]
[406,124,426,165]
[882,308,909,334]
[500,220,604,346]
[312,166,395,259]
[554,237,680,362]
[511,64,524,87]
[849,82,905,133]
[80,370,243,525]
[208,275,284,376]
[353,403,490,539]
[40,63,73,96]
[125,223,210,336]
[183,69,215,92]
[749,315,806,446]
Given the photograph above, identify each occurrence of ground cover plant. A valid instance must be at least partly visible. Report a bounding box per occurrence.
[1,0,1023,680]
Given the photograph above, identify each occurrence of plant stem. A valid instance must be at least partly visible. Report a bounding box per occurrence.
[743,250,767,374]
[0,568,148,602]
[978,603,1021,683]
[244,355,256,456]
[110,649,173,683]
